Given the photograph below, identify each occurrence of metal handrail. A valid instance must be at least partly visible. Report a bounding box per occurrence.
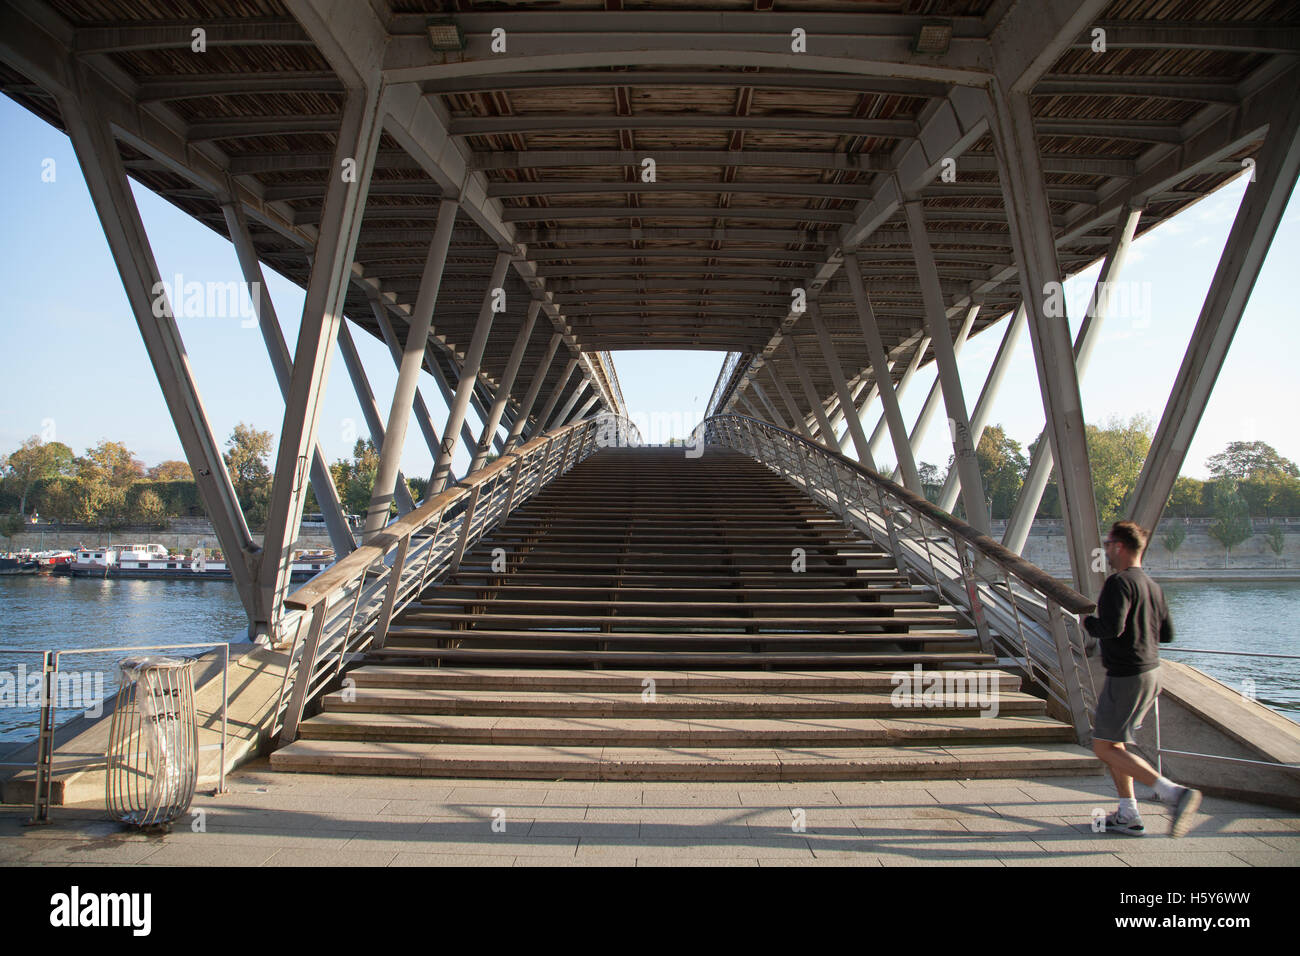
[269,413,642,744]
[694,413,1100,741]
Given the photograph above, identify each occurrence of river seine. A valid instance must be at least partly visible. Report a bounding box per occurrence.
[0,574,1296,740]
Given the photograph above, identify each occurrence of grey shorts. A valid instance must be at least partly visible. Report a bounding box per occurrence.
[1092,669,1160,744]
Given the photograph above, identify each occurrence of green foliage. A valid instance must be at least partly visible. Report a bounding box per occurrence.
[1206,441,1299,482]
[131,489,168,528]
[2,436,76,515]
[1161,523,1187,553]
[330,439,386,517]
[1087,413,1153,525]
[76,440,144,488]
[975,425,1028,519]
[1265,525,1286,557]
[1207,480,1253,557]
[406,476,428,504]
[2,514,24,544]
[223,424,274,529]
[148,460,192,482]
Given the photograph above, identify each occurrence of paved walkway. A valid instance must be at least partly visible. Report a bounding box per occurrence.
[2,761,1296,866]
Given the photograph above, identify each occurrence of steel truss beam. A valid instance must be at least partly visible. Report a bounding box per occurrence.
[808,302,876,468]
[259,84,386,639]
[362,199,458,541]
[470,300,543,473]
[1128,79,1300,533]
[221,193,356,557]
[504,332,563,450]
[1002,205,1142,553]
[57,66,264,632]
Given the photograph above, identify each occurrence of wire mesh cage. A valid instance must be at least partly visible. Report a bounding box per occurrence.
[106,656,199,829]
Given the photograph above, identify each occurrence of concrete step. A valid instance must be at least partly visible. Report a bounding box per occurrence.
[269,739,1101,780]
[345,666,1026,694]
[366,647,997,667]
[319,687,1049,717]
[296,711,1075,747]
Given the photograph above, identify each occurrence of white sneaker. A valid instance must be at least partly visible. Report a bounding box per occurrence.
[1101,810,1146,836]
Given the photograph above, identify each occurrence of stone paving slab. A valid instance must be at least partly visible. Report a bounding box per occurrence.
[1,762,1296,866]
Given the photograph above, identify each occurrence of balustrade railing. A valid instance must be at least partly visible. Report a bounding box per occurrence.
[696,414,1100,741]
[270,414,641,743]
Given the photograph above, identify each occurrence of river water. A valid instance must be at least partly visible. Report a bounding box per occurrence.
[0,574,1296,741]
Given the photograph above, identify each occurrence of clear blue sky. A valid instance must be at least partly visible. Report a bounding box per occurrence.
[1,95,1297,483]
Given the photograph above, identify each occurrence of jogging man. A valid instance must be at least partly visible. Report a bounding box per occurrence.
[1082,520,1201,838]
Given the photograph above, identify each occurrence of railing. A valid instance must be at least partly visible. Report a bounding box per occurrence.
[694,414,1099,741]
[0,642,230,823]
[1154,647,1300,772]
[270,413,642,743]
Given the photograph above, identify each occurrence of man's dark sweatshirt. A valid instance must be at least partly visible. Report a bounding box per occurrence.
[1082,566,1173,677]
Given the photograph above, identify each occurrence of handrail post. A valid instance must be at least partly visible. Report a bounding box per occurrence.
[372,532,411,651]
[956,540,994,655]
[449,483,482,573]
[279,601,327,744]
[30,650,54,825]
[502,456,524,517]
[1046,599,1094,744]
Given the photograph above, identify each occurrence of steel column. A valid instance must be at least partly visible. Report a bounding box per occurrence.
[765,364,815,441]
[882,308,976,471]
[363,199,458,541]
[808,302,876,467]
[787,341,838,451]
[470,299,543,472]
[571,392,602,424]
[258,86,386,636]
[431,250,513,494]
[367,293,444,464]
[1004,205,1142,552]
[1129,81,1300,533]
[426,349,481,459]
[220,195,355,556]
[57,67,263,629]
[749,379,789,431]
[504,332,563,450]
[867,338,929,459]
[552,380,591,429]
[987,85,1103,595]
[533,358,579,435]
[939,305,1027,514]
[905,198,991,533]
[335,321,416,516]
[843,251,920,491]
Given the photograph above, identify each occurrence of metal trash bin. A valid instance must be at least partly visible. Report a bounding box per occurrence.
[106,656,199,829]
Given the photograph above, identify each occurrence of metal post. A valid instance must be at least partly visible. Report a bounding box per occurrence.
[371,532,411,651]
[843,252,920,490]
[570,392,602,424]
[259,86,387,638]
[221,192,356,556]
[551,379,590,430]
[987,84,1104,596]
[885,307,976,472]
[867,334,929,459]
[426,348,481,459]
[939,305,1028,514]
[764,364,816,442]
[1003,205,1142,551]
[748,379,789,431]
[788,340,838,450]
[367,292,444,464]
[57,67,264,631]
[533,358,580,436]
[335,322,416,515]
[431,250,513,494]
[363,199,458,541]
[904,200,991,534]
[1129,79,1300,532]
[469,299,542,472]
[504,332,563,450]
[808,301,877,468]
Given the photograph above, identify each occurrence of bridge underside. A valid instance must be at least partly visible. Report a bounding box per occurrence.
[2,3,1297,780]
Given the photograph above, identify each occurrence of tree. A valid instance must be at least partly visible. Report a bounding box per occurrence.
[223,424,274,529]
[1161,523,1187,554]
[2,437,76,516]
[1087,413,1153,525]
[971,425,1028,519]
[1207,480,1253,565]
[1265,526,1286,564]
[148,460,193,482]
[330,439,382,517]
[76,440,144,488]
[2,514,23,546]
[1166,475,1206,518]
[1206,441,1299,482]
[132,489,169,528]
[407,476,428,504]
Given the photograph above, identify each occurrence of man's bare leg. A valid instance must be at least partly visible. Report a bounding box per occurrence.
[1093,739,1159,797]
